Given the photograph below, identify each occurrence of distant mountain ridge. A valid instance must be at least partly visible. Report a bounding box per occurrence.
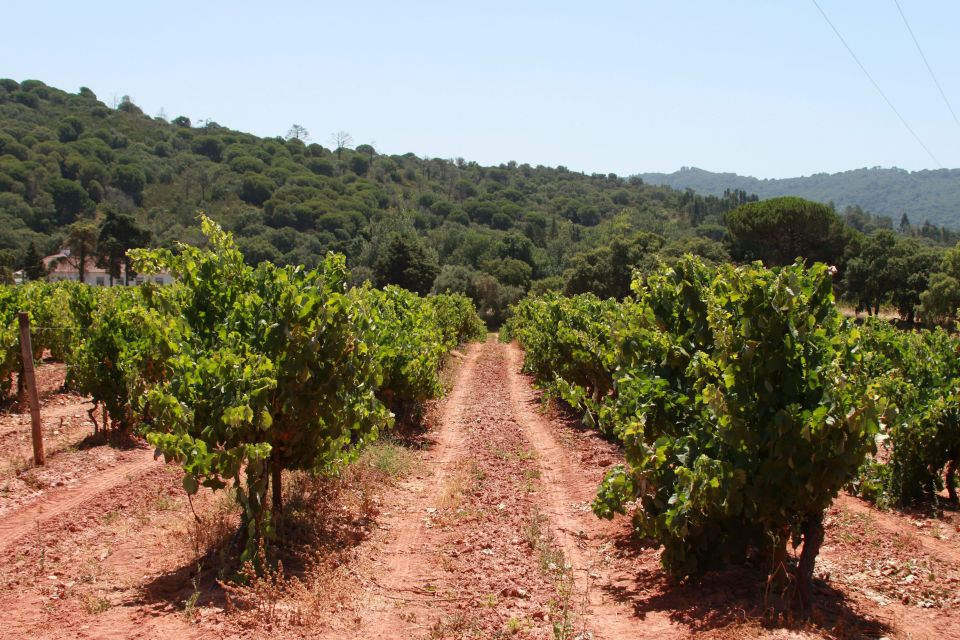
[637,166,960,229]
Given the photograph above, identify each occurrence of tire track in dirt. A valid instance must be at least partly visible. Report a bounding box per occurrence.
[835,494,960,565]
[341,342,481,638]
[504,341,676,639]
[0,447,158,550]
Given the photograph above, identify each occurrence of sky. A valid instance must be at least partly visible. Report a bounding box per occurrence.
[5,1,960,179]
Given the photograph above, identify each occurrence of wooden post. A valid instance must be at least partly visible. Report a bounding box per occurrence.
[17,313,44,466]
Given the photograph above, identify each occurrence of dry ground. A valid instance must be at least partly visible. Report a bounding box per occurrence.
[0,342,957,639]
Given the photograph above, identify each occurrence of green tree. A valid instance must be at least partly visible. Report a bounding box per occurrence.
[112,165,146,205]
[725,197,848,266]
[46,178,93,225]
[97,209,151,285]
[191,136,225,162]
[22,242,46,281]
[919,241,960,324]
[65,220,99,283]
[349,154,370,176]
[57,116,84,143]
[240,173,274,206]
[919,272,960,325]
[564,232,665,299]
[374,234,440,295]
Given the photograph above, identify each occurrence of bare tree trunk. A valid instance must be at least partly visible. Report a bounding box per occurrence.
[946,455,959,503]
[797,511,825,610]
[271,450,283,530]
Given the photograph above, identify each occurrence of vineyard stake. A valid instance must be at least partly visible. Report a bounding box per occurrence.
[17,312,44,466]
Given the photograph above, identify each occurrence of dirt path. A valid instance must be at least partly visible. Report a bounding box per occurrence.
[3,341,959,638]
[0,447,158,549]
[835,493,960,565]
[503,342,675,638]
[331,338,646,639]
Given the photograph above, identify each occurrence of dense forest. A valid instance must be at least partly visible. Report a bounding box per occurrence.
[640,166,960,230]
[3,79,960,326]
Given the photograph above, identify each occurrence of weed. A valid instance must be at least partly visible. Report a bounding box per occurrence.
[471,463,487,485]
[525,509,583,640]
[483,592,498,607]
[83,593,111,614]
[524,468,541,492]
[437,469,472,510]
[493,448,535,462]
[220,541,298,627]
[183,563,202,620]
[425,613,475,639]
[357,441,417,480]
[153,493,176,511]
[20,472,46,491]
[505,616,528,635]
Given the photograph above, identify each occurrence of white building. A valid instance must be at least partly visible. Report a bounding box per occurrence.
[42,251,174,286]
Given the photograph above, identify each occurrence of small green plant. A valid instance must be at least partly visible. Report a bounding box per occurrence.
[357,441,416,480]
[83,593,111,614]
[183,563,202,620]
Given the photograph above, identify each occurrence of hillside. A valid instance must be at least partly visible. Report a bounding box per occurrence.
[0,79,748,322]
[638,166,960,229]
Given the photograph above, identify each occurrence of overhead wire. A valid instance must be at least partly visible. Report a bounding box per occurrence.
[809,0,942,167]
[892,0,960,135]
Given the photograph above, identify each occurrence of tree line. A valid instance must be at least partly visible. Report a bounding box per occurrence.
[2,79,959,325]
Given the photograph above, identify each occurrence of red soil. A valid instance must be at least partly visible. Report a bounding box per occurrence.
[0,341,956,639]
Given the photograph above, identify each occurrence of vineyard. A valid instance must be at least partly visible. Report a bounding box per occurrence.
[2,217,486,564]
[1,250,960,639]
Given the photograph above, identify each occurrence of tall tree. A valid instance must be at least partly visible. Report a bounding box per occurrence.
[97,210,151,285]
[22,242,46,281]
[373,233,440,295]
[286,124,309,141]
[65,220,98,283]
[725,197,848,267]
[330,130,353,161]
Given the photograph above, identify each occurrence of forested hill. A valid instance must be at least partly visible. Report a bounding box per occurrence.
[5,79,960,327]
[638,166,960,229]
[0,79,751,323]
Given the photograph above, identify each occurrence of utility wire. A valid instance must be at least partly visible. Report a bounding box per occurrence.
[893,0,960,134]
[810,0,942,167]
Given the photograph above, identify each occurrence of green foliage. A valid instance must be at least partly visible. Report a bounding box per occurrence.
[843,231,940,321]
[373,233,439,295]
[852,320,960,505]
[508,258,879,586]
[502,292,619,434]
[0,280,98,397]
[112,164,146,205]
[563,232,664,299]
[70,286,168,430]
[919,272,960,324]
[133,218,392,562]
[97,209,150,284]
[240,173,274,206]
[725,197,848,267]
[0,79,762,323]
[640,166,960,231]
[0,218,485,569]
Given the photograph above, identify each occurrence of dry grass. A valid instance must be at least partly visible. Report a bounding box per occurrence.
[206,439,422,632]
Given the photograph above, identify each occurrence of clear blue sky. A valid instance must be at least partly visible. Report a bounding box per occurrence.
[6,1,960,178]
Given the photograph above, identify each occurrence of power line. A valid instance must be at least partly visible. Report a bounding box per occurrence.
[893,0,960,134]
[809,0,942,167]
